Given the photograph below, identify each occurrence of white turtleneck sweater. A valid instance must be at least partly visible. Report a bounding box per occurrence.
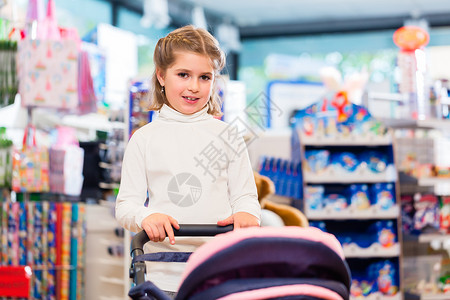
[116,104,261,291]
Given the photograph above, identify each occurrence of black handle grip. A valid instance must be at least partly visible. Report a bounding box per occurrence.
[130,224,234,257]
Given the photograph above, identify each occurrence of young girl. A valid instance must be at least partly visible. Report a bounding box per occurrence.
[115,25,261,293]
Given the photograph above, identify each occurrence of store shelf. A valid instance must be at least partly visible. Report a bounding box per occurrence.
[418,177,450,187]
[405,292,450,300]
[343,243,400,258]
[304,165,397,183]
[418,233,450,243]
[350,292,402,300]
[381,118,450,130]
[299,133,392,146]
[306,205,399,220]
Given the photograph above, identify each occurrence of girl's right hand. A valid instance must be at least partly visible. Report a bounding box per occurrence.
[141,213,180,245]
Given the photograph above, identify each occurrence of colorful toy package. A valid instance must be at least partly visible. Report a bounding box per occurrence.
[331,151,359,173]
[375,220,397,248]
[372,183,395,210]
[292,94,387,138]
[305,185,325,210]
[348,184,371,210]
[360,150,388,173]
[304,150,330,174]
[375,260,399,295]
[413,194,440,233]
[324,193,348,211]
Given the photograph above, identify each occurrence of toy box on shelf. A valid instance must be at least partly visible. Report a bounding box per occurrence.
[291,95,403,300]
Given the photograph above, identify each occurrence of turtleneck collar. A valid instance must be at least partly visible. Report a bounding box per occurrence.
[157,104,212,123]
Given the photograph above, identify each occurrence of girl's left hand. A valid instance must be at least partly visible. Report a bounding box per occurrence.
[217,212,259,229]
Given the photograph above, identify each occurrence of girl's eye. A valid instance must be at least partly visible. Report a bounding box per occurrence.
[178,73,189,78]
[201,75,211,81]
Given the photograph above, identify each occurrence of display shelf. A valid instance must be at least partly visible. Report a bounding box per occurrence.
[405,292,450,300]
[350,293,402,300]
[299,133,392,146]
[343,243,400,258]
[303,165,397,183]
[306,205,400,220]
[418,177,450,187]
[419,293,450,300]
[381,118,450,130]
[292,101,403,297]
[418,233,450,243]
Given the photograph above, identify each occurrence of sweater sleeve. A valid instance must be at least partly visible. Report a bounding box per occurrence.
[115,131,156,232]
[226,134,261,223]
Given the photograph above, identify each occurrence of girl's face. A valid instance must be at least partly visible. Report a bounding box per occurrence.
[157,51,215,115]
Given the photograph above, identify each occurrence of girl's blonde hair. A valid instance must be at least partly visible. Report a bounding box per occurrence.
[149,25,226,116]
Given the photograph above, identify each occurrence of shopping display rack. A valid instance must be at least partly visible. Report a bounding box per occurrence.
[129,225,351,300]
[0,265,32,298]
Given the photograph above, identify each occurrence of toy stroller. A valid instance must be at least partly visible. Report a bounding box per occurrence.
[129,225,351,300]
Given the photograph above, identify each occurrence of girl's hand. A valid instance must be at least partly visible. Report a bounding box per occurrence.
[141,213,180,245]
[217,212,259,229]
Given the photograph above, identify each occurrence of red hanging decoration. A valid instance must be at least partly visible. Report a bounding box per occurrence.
[393,26,429,52]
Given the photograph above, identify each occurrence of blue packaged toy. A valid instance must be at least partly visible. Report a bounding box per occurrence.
[375,221,397,248]
[376,260,398,295]
[360,150,388,173]
[348,184,371,210]
[332,152,359,173]
[305,150,330,174]
[324,193,348,211]
[372,183,395,210]
[305,185,325,210]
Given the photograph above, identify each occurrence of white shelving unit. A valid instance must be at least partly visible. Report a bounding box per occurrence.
[380,118,450,131]
[294,129,403,300]
[85,203,126,299]
[387,117,450,299]
[306,205,400,220]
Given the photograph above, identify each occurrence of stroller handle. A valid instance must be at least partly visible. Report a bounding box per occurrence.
[129,224,234,291]
[130,224,234,257]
